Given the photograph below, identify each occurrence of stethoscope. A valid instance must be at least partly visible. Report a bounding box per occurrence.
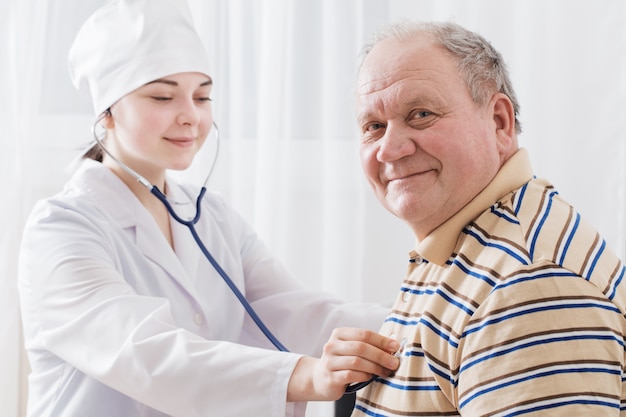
[91,112,380,393]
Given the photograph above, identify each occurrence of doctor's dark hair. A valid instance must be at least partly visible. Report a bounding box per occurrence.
[360,20,522,134]
[84,144,104,162]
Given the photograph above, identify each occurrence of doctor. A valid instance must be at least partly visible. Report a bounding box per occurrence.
[17,1,399,416]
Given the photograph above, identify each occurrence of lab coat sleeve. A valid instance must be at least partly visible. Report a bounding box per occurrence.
[225,203,389,356]
[18,200,304,417]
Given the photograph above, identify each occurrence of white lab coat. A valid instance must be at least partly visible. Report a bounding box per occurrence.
[18,159,387,417]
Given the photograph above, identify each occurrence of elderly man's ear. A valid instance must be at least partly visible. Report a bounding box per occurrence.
[491,93,517,160]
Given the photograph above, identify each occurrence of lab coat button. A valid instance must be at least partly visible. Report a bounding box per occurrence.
[194,313,204,325]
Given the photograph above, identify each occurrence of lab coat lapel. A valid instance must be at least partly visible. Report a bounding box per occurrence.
[133,210,199,294]
[166,180,202,283]
[88,165,202,301]
[171,220,202,282]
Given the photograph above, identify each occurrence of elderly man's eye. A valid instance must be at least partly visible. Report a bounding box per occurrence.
[407,109,439,130]
[360,122,386,143]
[415,110,432,118]
[365,122,385,132]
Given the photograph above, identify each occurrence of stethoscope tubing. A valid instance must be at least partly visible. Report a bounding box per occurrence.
[91,114,373,394]
[150,185,289,352]
[152,184,372,393]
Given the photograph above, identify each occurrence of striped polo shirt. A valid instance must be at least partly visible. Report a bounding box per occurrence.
[353,149,626,416]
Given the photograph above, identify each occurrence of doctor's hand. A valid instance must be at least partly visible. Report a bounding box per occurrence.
[286,328,400,402]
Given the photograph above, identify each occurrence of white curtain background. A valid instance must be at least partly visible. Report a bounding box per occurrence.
[2,1,625,416]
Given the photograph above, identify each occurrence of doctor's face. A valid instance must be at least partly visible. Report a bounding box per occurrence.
[357,36,508,240]
[106,72,213,180]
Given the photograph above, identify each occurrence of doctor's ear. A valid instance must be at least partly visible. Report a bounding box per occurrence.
[100,108,114,129]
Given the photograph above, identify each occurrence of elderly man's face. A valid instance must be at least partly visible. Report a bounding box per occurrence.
[357,35,511,240]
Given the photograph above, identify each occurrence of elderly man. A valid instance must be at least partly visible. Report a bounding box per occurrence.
[353,20,626,416]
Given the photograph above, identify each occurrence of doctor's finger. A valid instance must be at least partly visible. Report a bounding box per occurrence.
[323,349,398,378]
[322,339,400,373]
[331,327,400,353]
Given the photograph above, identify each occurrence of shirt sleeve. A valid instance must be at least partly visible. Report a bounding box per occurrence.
[456,264,624,416]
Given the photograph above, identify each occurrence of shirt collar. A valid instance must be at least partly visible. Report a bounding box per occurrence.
[413,148,534,265]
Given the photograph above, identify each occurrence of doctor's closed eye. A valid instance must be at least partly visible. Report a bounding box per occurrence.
[148,94,212,102]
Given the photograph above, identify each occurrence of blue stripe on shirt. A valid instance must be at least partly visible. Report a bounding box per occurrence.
[558,212,580,265]
[489,205,520,224]
[513,182,528,215]
[463,229,530,266]
[459,366,621,408]
[494,270,579,291]
[608,265,626,300]
[353,404,388,417]
[451,257,498,287]
[400,286,476,316]
[497,397,620,417]
[463,302,622,337]
[529,190,558,260]
[584,238,606,279]
[458,333,624,376]
[377,378,442,391]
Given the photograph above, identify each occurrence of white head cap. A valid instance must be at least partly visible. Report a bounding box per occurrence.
[68,0,211,116]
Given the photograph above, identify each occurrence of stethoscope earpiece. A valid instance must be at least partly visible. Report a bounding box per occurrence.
[91,114,221,194]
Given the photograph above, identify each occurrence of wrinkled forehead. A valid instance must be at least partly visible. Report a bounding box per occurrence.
[357,36,456,95]
[358,40,464,111]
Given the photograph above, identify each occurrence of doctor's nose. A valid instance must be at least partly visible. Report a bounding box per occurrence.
[177,99,201,126]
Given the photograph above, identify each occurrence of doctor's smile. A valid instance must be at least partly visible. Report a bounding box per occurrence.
[165,136,197,147]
